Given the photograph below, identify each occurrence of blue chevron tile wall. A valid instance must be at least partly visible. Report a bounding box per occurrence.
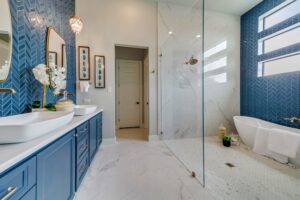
[241,0,300,128]
[0,0,76,117]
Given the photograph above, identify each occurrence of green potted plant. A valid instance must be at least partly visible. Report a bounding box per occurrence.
[223,135,232,147]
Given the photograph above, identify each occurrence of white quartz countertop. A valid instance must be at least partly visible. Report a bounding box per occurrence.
[0,108,103,175]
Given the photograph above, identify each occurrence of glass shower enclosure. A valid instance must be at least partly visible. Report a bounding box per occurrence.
[158,0,205,185]
[159,0,300,199]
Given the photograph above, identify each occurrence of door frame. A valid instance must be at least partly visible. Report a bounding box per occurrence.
[116,59,143,129]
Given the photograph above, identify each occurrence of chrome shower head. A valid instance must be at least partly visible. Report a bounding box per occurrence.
[185,56,198,65]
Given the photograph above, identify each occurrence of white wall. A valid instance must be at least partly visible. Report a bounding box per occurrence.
[76,0,158,139]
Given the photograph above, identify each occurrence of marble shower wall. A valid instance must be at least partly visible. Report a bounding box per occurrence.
[158,2,240,139]
[204,11,241,136]
[158,1,203,139]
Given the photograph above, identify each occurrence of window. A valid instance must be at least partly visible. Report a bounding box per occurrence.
[258,0,300,32]
[258,53,300,76]
[258,23,300,55]
[257,0,300,77]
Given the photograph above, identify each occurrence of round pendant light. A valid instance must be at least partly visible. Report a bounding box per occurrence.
[69,16,83,34]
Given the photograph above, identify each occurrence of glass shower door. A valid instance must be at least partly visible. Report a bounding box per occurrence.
[158,0,205,185]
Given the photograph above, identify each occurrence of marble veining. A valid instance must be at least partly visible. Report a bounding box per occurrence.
[164,137,300,200]
[158,1,241,140]
[74,140,213,200]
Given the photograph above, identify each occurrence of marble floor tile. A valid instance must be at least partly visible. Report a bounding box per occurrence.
[165,137,300,200]
[74,140,213,200]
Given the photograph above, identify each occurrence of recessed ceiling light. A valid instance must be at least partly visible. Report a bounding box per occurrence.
[196,35,201,38]
[169,31,173,35]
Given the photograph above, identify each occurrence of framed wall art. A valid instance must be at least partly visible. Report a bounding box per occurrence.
[94,55,105,88]
[78,46,90,80]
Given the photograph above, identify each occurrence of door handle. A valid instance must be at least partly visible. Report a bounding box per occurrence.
[136,102,140,105]
[0,187,17,200]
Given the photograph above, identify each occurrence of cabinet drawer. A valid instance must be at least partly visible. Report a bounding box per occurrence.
[97,113,102,127]
[76,134,89,163]
[76,152,89,190]
[20,186,36,200]
[0,157,36,200]
[76,122,89,139]
[96,113,103,147]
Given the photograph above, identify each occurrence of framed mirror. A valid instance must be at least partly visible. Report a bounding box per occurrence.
[46,27,67,91]
[0,0,12,82]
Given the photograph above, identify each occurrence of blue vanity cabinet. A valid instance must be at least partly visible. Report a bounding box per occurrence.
[75,121,89,159]
[75,122,90,190]
[37,130,76,200]
[89,116,98,163]
[0,157,36,200]
[0,111,103,200]
[20,186,36,200]
[96,113,103,147]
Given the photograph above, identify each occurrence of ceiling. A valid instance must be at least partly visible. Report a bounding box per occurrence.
[156,0,263,16]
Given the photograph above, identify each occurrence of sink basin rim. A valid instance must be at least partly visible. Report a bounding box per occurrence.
[0,111,74,144]
[74,105,98,116]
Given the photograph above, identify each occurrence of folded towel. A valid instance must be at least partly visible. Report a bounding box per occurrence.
[253,127,270,155]
[80,81,90,92]
[268,152,288,164]
[253,127,289,163]
[268,128,300,158]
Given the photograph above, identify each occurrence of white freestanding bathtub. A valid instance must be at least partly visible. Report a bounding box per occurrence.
[233,116,300,165]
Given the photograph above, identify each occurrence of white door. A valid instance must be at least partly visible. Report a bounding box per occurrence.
[117,60,142,128]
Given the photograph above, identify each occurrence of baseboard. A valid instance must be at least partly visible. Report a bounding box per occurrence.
[102,137,117,146]
[148,134,160,141]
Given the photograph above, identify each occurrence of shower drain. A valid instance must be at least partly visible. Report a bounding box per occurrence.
[225,163,235,168]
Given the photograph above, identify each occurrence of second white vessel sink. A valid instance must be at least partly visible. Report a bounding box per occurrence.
[74,105,98,116]
[0,111,74,144]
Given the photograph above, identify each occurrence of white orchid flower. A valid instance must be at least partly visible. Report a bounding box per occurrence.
[32,64,49,85]
[49,65,67,94]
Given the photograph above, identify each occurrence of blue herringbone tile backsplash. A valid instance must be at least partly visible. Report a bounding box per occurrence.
[0,0,76,116]
[241,0,300,128]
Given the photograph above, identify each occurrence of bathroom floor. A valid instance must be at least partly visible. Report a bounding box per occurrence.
[74,139,213,200]
[165,137,300,200]
[116,128,148,141]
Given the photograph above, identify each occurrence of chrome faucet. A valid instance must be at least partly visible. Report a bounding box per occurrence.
[285,117,300,123]
[0,88,16,94]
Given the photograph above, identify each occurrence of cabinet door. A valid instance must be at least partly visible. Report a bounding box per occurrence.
[37,131,75,200]
[97,113,103,147]
[20,186,36,200]
[89,116,97,162]
[0,157,36,200]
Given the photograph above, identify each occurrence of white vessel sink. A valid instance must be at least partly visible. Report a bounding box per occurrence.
[74,105,98,116]
[0,111,74,144]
